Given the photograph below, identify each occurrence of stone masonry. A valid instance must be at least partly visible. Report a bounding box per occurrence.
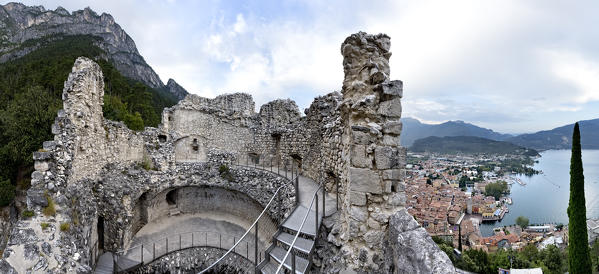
[0,32,454,273]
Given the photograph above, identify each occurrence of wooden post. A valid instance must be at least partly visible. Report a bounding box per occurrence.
[141,244,143,264]
[153,243,155,261]
[166,237,169,253]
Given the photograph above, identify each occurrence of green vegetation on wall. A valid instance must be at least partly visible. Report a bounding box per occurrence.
[0,35,177,196]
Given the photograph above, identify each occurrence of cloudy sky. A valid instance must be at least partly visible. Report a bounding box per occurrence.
[10,0,599,133]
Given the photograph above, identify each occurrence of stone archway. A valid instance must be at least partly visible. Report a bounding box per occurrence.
[119,185,278,268]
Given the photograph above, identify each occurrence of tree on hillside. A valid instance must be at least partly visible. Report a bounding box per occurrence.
[516,216,529,230]
[567,122,592,273]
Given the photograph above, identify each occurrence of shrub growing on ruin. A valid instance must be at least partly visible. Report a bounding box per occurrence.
[42,194,56,216]
[60,222,70,231]
[219,165,234,181]
[40,222,50,230]
[0,179,15,207]
[22,210,34,218]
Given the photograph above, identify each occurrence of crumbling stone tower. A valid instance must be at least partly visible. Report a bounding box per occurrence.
[334,32,406,270]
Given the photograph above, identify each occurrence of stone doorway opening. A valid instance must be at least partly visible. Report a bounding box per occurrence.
[97,216,105,251]
[166,189,178,205]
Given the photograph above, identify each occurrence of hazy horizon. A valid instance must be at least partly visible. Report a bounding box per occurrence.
[7,0,599,134]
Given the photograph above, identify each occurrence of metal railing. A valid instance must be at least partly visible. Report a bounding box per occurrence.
[275,178,326,274]
[198,157,300,272]
[114,230,260,272]
[111,154,300,273]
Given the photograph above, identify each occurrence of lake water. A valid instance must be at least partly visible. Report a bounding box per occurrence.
[479,149,599,236]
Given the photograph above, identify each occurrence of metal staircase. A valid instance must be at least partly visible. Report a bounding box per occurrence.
[258,185,326,274]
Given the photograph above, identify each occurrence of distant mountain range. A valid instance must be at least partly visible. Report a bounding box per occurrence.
[410,136,540,156]
[507,118,599,150]
[402,117,599,151]
[401,118,512,147]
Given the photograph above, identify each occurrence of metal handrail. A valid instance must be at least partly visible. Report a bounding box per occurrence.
[198,184,285,273]
[111,154,299,273]
[115,230,254,257]
[275,181,324,274]
[198,156,299,273]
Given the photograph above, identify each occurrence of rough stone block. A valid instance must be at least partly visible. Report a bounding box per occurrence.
[350,206,368,222]
[34,161,49,172]
[378,97,402,118]
[31,171,44,181]
[383,120,402,135]
[384,181,392,193]
[382,135,400,147]
[367,217,381,229]
[364,230,384,249]
[26,190,48,208]
[352,127,375,145]
[350,191,367,206]
[349,167,382,194]
[383,169,402,180]
[42,141,57,150]
[388,209,455,273]
[375,146,396,169]
[351,145,372,168]
[375,80,403,97]
[389,192,406,206]
[32,151,52,161]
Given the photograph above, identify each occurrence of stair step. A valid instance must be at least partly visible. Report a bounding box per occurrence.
[269,246,309,274]
[282,205,319,237]
[169,208,181,216]
[260,260,279,274]
[276,232,314,255]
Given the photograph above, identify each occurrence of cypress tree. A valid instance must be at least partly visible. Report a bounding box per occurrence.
[567,122,592,273]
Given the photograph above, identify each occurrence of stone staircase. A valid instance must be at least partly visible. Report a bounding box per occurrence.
[168,204,181,216]
[257,204,322,274]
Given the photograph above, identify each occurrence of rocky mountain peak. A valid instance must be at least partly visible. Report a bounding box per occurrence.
[0,3,163,88]
[166,78,189,100]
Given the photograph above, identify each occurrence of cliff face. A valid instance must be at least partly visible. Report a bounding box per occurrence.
[166,78,190,101]
[0,2,187,99]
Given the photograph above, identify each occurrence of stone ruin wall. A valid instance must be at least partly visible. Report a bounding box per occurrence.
[0,32,456,274]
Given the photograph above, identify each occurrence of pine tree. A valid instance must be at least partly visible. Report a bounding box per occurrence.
[567,122,592,273]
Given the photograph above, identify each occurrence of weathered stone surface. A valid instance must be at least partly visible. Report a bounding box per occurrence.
[374,146,395,169]
[348,192,366,207]
[383,120,402,135]
[349,168,381,194]
[386,209,455,274]
[378,97,402,118]
[375,80,403,97]
[352,128,375,145]
[383,169,402,181]
[32,151,52,161]
[0,260,17,274]
[351,145,371,168]
[349,206,367,222]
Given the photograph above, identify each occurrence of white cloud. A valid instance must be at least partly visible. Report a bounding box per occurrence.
[9,0,599,133]
[541,49,599,104]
